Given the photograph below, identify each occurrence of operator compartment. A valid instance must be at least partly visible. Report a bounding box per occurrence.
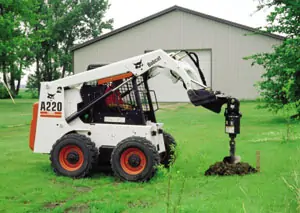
[77,65,159,125]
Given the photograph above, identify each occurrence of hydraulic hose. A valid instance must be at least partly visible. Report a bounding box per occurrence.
[184,51,207,86]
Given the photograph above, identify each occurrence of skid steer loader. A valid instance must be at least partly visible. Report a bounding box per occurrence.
[29,49,241,182]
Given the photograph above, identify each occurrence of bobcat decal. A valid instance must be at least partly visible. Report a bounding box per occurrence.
[47,86,62,100]
[133,60,143,69]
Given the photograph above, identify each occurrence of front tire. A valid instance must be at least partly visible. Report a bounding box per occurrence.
[111,136,160,182]
[50,133,98,178]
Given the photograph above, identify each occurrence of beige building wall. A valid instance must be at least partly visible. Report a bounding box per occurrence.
[73,10,282,100]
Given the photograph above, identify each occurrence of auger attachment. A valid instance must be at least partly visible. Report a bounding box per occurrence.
[187,89,242,164]
[223,98,242,164]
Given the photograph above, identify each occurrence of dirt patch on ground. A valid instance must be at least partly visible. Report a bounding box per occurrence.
[205,161,257,176]
[6,124,29,128]
[19,113,31,116]
[44,201,66,209]
[75,186,92,192]
[64,204,89,213]
[158,103,188,110]
[128,200,150,208]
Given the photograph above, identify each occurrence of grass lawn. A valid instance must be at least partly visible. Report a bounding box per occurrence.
[0,99,299,213]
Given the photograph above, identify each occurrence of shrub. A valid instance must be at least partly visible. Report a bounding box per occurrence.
[0,83,11,99]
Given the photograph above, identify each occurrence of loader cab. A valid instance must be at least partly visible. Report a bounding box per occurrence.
[76,64,159,125]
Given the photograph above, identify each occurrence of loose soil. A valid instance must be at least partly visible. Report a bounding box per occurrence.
[205,161,257,176]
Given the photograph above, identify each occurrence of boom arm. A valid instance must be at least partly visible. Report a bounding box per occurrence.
[47,48,239,115]
[51,49,206,90]
[50,49,226,112]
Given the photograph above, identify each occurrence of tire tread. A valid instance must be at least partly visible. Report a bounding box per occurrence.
[111,136,160,182]
[50,133,98,178]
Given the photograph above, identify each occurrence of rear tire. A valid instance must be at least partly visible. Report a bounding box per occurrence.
[111,136,160,182]
[160,132,176,168]
[50,133,98,178]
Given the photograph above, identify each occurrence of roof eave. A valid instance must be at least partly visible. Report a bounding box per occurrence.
[70,6,178,51]
[70,5,285,52]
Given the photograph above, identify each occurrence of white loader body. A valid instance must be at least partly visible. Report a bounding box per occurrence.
[30,49,206,154]
[34,83,165,153]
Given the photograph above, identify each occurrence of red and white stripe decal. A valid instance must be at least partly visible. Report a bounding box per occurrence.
[40,111,62,118]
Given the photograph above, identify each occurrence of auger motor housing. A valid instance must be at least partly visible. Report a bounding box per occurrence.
[225,98,241,135]
[224,98,242,163]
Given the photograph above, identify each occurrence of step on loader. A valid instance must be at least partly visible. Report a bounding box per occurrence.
[29,49,242,182]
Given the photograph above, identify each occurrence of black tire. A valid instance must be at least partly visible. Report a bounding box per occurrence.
[50,133,98,178]
[110,136,160,182]
[160,132,176,168]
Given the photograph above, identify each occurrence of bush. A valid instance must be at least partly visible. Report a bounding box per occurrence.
[28,88,39,99]
[245,0,300,118]
[0,83,11,99]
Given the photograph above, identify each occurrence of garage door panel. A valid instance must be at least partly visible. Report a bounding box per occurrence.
[148,73,190,102]
[147,49,212,102]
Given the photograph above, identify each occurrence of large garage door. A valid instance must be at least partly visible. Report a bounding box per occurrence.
[147,49,212,102]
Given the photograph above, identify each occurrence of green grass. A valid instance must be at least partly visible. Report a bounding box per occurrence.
[0,99,299,213]
[16,89,37,99]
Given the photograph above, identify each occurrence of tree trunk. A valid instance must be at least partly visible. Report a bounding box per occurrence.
[61,64,66,78]
[3,72,7,85]
[290,113,300,120]
[16,78,21,95]
[9,66,16,97]
[15,63,22,95]
[36,56,41,94]
[44,48,50,81]
[2,61,7,85]
[9,77,16,97]
[61,47,69,78]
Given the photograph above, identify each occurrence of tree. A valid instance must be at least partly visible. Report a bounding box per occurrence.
[27,0,113,94]
[0,0,36,97]
[246,0,300,118]
[53,0,113,78]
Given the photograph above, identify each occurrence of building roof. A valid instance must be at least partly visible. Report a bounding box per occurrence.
[71,5,285,51]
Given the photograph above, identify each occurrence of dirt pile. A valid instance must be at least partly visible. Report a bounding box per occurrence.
[205,161,257,176]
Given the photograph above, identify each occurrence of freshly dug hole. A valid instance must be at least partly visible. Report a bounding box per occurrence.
[205,161,257,176]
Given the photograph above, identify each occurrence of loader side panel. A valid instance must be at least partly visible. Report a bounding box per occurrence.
[29,102,39,151]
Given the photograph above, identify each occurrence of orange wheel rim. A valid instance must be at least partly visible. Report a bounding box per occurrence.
[120,148,147,175]
[59,145,84,171]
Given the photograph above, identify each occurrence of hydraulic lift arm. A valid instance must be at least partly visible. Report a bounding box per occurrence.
[152,50,242,163]
[168,50,242,163]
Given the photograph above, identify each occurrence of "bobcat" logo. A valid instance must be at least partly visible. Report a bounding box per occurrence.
[47,86,62,100]
[133,60,143,69]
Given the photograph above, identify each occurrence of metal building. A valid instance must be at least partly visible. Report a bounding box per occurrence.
[71,5,283,101]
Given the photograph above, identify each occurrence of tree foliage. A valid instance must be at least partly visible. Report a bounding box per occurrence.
[247,0,300,117]
[27,0,113,93]
[0,0,113,98]
[0,0,35,97]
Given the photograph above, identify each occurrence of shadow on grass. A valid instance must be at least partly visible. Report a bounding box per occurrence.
[255,116,299,125]
[267,117,287,124]
[34,160,117,184]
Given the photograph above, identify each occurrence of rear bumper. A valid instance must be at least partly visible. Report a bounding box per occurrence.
[29,102,39,151]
